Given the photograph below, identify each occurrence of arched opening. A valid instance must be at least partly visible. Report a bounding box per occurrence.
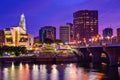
[89,53,93,57]
[100,52,110,64]
[88,53,93,62]
[101,53,107,58]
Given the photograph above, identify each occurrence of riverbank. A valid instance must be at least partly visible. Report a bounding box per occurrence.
[0,55,81,64]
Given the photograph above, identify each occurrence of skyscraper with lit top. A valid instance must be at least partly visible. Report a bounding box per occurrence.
[0,14,34,47]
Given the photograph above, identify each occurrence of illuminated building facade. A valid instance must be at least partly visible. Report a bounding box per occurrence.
[0,30,5,47]
[73,10,98,42]
[60,25,70,43]
[66,23,74,42]
[0,14,34,47]
[39,26,56,42]
[117,28,120,42]
[34,37,39,43]
[28,34,34,46]
[103,28,113,38]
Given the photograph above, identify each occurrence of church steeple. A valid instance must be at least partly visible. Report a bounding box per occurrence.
[19,13,26,31]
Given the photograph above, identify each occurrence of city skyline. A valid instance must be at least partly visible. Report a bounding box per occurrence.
[0,0,120,38]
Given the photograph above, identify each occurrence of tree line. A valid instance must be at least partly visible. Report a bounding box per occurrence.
[0,46,27,56]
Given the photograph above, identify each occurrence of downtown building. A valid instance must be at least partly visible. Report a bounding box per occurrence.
[59,23,74,44]
[73,10,98,42]
[117,28,120,42]
[0,14,34,47]
[103,28,113,38]
[39,26,56,43]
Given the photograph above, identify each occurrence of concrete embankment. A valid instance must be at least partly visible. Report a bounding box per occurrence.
[0,56,80,64]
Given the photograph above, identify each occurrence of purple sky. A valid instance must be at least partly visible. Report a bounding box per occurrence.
[0,0,120,39]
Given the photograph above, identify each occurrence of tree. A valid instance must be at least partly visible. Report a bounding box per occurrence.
[44,38,53,44]
[54,39,63,44]
[14,46,27,56]
[0,46,27,56]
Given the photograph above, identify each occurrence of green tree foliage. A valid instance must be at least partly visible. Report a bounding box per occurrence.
[0,46,27,56]
[44,38,54,44]
[54,39,63,44]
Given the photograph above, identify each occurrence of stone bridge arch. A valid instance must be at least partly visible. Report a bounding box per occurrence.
[79,48,92,62]
[89,47,110,64]
[79,47,111,65]
[79,46,120,66]
[104,46,120,66]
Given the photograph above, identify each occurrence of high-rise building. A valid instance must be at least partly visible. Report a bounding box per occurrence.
[59,23,74,44]
[117,28,120,42]
[73,10,98,42]
[103,28,113,38]
[39,26,56,42]
[66,23,74,42]
[59,25,70,43]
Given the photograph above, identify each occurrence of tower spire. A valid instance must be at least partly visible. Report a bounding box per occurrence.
[19,13,26,31]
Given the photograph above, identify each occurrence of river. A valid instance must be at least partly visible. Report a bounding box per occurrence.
[0,62,119,80]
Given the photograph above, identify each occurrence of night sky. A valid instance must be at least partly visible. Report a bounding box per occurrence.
[0,0,120,39]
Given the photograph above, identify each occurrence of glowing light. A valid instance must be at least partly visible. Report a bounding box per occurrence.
[25,64,29,70]
[19,62,23,70]
[32,64,39,80]
[3,68,9,80]
[11,62,15,70]
[89,53,92,57]
[5,35,12,38]
[101,53,107,58]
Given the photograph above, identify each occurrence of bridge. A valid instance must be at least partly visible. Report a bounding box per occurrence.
[75,44,120,66]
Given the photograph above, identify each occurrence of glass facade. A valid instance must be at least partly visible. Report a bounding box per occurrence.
[73,10,98,42]
[39,26,56,43]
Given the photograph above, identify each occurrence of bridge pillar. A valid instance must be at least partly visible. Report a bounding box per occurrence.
[105,46,120,66]
[89,47,104,64]
[79,48,92,62]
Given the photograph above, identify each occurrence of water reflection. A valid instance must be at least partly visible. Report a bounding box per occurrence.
[50,65,58,80]
[39,65,47,80]
[10,62,15,80]
[3,68,9,80]
[0,62,119,80]
[64,64,78,80]
[18,63,30,80]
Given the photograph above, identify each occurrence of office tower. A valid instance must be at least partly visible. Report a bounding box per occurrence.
[73,10,98,42]
[59,25,70,43]
[117,28,120,42]
[66,23,74,42]
[103,28,113,38]
[39,26,56,42]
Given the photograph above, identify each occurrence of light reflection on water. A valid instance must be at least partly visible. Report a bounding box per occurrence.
[0,63,119,80]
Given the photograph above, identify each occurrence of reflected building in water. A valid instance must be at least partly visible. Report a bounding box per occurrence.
[0,63,119,80]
